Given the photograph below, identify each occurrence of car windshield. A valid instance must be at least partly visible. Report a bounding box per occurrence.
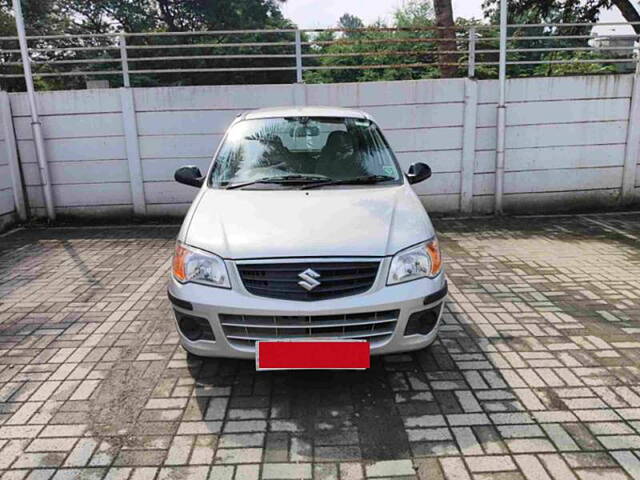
[210,116,402,188]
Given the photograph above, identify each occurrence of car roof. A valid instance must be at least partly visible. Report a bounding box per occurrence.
[241,106,374,121]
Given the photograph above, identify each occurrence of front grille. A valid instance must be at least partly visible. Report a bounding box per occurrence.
[220,310,399,348]
[237,261,380,301]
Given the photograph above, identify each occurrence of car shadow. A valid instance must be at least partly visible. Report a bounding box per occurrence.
[185,351,414,462]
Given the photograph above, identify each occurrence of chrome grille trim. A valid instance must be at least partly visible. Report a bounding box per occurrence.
[221,317,395,329]
[219,309,399,348]
[225,329,394,342]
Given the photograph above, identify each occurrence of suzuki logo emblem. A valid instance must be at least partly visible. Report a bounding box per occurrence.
[298,268,321,291]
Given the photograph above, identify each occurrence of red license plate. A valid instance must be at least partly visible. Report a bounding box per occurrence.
[256,340,370,370]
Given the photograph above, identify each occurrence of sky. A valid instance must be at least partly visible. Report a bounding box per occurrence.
[280,0,633,34]
[281,0,483,27]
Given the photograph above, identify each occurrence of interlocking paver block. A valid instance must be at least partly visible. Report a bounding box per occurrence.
[215,447,263,464]
[0,440,30,469]
[64,438,98,467]
[339,463,364,480]
[158,467,209,480]
[365,460,415,477]
[233,465,258,480]
[314,463,338,480]
[465,455,517,473]
[262,463,312,479]
[610,451,640,479]
[165,434,194,465]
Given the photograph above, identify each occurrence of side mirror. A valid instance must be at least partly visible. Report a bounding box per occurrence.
[406,162,432,185]
[175,166,204,188]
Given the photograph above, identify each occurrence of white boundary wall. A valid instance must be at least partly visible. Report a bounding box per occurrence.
[4,74,640,219]
[0,94,17,230]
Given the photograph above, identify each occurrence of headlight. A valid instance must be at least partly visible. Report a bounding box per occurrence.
[172,242,230,288]
[387,238,442,285]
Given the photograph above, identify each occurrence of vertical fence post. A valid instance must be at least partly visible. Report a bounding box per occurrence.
[494,0,508,215]
[119,33,131,88]
[12,0,55,221]
[460,79,478,214]
[119,32,144,215]
[621,56,640,204]
[1,91,27,221]
[467,26,476,78]
[120,88,146,215]
[295,30,303,83]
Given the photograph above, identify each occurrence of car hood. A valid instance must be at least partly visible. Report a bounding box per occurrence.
[185,185,434,259]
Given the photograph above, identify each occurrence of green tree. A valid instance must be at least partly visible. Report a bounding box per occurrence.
[59,1,158,33]
[305,1,462,84]
[534,50,616,76]
[394,0,433,27]
[481,0,638,77]
[338,13,364,35]
[0,0,78,90]
[0,0,70,35]
[60,0,291,33]
[483,0,640,34]
[1,0,299,91]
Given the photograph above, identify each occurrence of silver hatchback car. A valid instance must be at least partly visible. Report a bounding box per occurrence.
[168,106,447,365]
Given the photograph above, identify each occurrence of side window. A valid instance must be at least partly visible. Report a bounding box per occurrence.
[351,123,399,179]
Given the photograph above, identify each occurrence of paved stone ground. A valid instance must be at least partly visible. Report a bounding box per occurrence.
[1,214,640,480]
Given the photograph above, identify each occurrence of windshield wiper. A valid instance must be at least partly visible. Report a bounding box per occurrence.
[300,175,396,190]
[225,174,331,190]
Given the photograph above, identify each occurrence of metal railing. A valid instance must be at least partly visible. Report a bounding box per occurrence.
[1,22,639,90]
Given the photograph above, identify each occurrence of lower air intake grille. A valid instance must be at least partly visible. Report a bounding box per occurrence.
[220,309,399,348]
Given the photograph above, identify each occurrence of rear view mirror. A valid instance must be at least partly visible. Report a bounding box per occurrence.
[289,125,320,137]
[406,162,432,185]
[175,166,204,188]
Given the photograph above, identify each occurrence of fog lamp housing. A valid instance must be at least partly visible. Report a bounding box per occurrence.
[175,311,215,341]
[404,304,443,336]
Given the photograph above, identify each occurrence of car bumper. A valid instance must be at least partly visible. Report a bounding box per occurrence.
[167,271,447,360]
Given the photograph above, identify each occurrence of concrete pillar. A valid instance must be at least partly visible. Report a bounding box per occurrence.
[460,78,478,214]
[120,87,146,215]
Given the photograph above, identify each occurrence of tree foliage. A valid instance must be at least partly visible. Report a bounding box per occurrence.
[0,0,296,90]
[482,0,640,33]
[480,0,635,78]
[304,1,460,84]
[57,0,291,33]
[338,13,364,33]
